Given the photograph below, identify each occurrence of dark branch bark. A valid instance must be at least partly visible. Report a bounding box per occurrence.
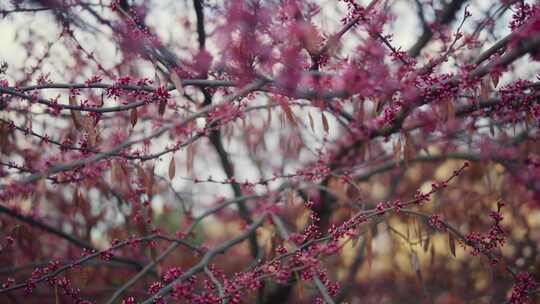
[191,0,260,261]
[0,204,146,271]
[408,0,468,58]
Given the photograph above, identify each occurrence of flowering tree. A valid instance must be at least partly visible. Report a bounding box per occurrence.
[1,0,540,303]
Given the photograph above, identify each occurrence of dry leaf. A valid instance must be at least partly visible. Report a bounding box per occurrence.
[13,225,34,247]
[359,144,366,162]
[328,177,347,203]
[82,116,97,146]
[404,133,414,164]
[375,98,383,114]
[269,232,280,258]
[351,228,361,248]
[366,229,373,269]
[154,68,161,87]
[36,177,47,196]
[423,235,430,253]
[346,183,362,201]
[406,217,411,240]
[430,243,436,266]
[480,78,491,101]
[130,108,138,127]
[55,284,59,304]
[56,172,66,183]
[447,98,455,121]
[79,267,92,287]
[73,187,81,208]
[280,102,297,127]
[111,161,125,183]
[491,73,500,88]
[321,112,329,134]
[170,71,184,95]
[409,251,420,272]
[394,138,402,163]
[69,95,82,129]
[308,112,315,133]
[136,164,147,184]
[296,272,305,299]
[358,101,365,122]
[415,215,422,239]
[88,126,97,146]
[287,190,295,206]
[158,101,166,116]
[98,92,104,107]
[146,164,155,197]
[448,232,456,257]
[186,144,195,173]
[301,23,320,54]
[168,155,176,180]
[266,100,272,126]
